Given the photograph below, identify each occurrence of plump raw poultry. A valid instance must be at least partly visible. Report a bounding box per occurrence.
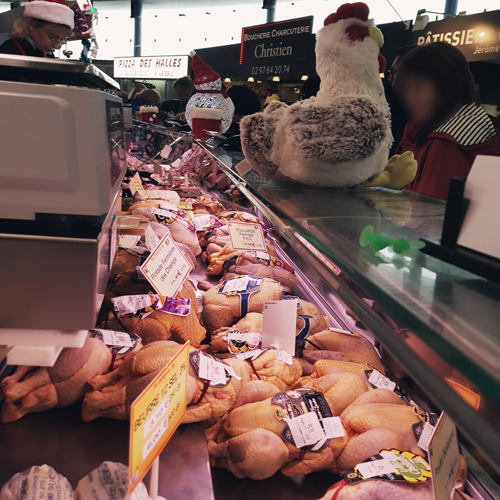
[246,349,303,391]
[318,480,434,500]
[83,341,186,421]
[104,281,206,347]
[305,329,384,373]
[338,402,423,471]
[83,343,252,424]
[0,338,111,423]
[221,253,299,291]
[207,242,276,275]
[202,277,283,331]
[208,372,372,479]
[129,201,201,256]
[209,299,329,353]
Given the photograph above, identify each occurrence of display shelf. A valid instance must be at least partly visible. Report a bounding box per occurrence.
[0,403,214,500]
[197,140,500,476]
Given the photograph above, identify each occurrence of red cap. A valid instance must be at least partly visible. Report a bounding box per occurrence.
[190,51,220,86]
[324,2,370,26]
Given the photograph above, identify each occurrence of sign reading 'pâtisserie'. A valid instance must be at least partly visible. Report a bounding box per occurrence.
[240,16,313,66]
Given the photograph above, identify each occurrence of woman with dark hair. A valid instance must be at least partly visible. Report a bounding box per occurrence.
[395,42,500,199]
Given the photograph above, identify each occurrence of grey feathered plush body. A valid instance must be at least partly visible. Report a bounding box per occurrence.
[241,2,393,187]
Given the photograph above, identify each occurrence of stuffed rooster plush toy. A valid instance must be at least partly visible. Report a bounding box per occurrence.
[241,2,405,188]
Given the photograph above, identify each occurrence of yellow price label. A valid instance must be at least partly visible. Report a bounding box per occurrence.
[128,341,189,494]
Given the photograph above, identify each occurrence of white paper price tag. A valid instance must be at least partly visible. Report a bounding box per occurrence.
[417,421,436,452]
[287,412,326,448]
[356,458,397,478]
[262,300,297,356]
[99,330,134,347]
[322,416,345,439]
[194,215,213,231]
[151,208,175,218]
[144,224,161,252]
[112,294,153,317]
[227,221,267,252]
[236,349,263,360]
[222,277,250,293]
[252,251,270,261]
[140,233,192,297]
[276,350,293,365]
[223,364,242,380]
[119,234,141,249]
[368,369,397,391]
[198,353,227,386]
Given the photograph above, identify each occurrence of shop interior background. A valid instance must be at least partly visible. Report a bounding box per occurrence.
[0,0,498,61]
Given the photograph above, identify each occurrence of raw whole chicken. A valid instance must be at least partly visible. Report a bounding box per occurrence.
[208,371,371,479]
[128,201,202,256]
[318,480,434,500]
[104,281,206,347]
[220,252,299,291]
[83,342,252,424]
[338,402,423,471]
[207,241,277,276]
[201,277,283,331]
[305,329,384,373]
[209,300,330,353]
[0,338,111,423]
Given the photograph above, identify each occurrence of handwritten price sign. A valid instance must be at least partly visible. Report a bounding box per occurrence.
[228,221,267,252]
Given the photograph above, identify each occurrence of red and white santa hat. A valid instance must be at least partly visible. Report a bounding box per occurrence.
[190,50,221,87]
[24,0,75,30]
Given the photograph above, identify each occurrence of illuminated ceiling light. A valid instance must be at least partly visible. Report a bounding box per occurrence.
[247,77,255,82]
[257,80,262,83]
[301,75,308,81]
[380,73,385,78]
[272,76,280,81]
[478,31,485,37]
[224,78,231,83]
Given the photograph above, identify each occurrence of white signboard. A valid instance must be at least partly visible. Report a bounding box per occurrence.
[262,300,297,356]
[114,55,189,79]
[228,221,267,252]
[140,233,192,297]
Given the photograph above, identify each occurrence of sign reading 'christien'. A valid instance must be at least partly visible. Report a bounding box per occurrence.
[240,17,313,66]
[114,55,189,79]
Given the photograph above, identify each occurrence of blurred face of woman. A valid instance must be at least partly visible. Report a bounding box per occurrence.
[401,76,439,126]
[29,22,68,55]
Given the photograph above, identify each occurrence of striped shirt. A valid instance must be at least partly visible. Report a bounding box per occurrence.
[434,103,496,147]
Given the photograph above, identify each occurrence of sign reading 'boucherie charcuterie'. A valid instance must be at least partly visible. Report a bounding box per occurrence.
[240,16,313,66]
[114,55,189,79]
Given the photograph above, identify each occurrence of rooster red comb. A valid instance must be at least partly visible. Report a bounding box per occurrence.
[324,2,370,26]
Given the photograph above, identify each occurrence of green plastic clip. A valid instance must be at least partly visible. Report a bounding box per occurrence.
[360,225,425,254]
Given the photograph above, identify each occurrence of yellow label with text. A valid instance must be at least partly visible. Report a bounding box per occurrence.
[129,341,189,494]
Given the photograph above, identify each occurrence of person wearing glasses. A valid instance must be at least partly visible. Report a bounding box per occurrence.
[0,0,74,58]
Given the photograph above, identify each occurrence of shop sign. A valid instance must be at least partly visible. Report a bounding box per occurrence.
[129,341,189,494]
[240,16,313,68]
[412,10,500,62]
[114,55,189,79]
[428,412,461,500]
[140,232,193,297]
[227,221,267,251]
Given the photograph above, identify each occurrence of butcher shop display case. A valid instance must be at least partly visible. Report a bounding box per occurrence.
[192,139,500,495]
[1,122,500,500]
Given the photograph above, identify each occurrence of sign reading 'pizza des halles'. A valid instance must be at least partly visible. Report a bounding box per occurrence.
[114,55,189,79]
[240,16,313,66]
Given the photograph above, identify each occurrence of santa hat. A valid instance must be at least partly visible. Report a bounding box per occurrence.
[24,0,75,30]
[190,50,221,87]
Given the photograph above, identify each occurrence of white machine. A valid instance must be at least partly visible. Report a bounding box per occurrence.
[0,55,125,365]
